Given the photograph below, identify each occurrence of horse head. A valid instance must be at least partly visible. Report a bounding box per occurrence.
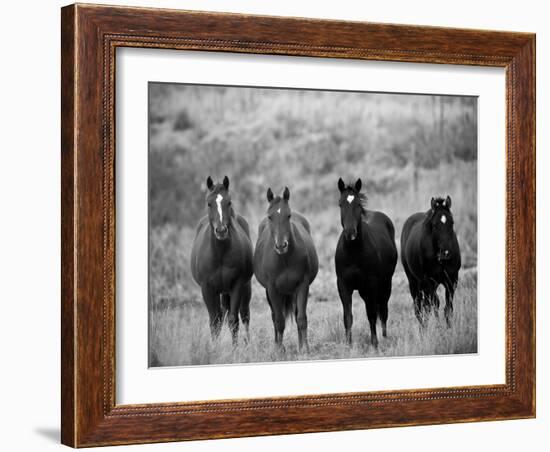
[266,186,292,255]
[427,196,455,262]
[337,178,366,242]
[205,175,233,241]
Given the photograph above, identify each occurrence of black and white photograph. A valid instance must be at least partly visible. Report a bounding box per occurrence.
[148,83,478,367]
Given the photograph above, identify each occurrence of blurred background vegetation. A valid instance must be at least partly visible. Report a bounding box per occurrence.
[148,83,478,366]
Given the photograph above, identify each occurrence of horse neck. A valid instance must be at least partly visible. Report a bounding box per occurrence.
[421,220,436,249]
[344,215,373,253]
[288,221,298,251]
[359,216,375,247]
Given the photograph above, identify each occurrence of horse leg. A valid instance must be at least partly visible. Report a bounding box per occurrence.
[266,289,277,337]
[268,287,286,351]
[227,282,243,347]
[202,286,222,341]
[419,280,436,326]
[422,290,433,321]
[359,288,378,349]
[221,293,230,324]
[432,289,441,321]
[406,274,425,327]
[378,281,392,338]
[239,281,252,343]
[444,277,457,327]
[413,290,425,328]
[337,277,353,345]
[265,289,275,326]
[295,283,310,353]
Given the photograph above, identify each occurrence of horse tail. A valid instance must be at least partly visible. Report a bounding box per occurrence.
[283,296,297,323]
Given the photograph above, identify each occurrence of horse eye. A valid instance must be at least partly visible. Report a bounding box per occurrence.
[228,201,232,206]
[288,214,291,219]
[207,203,212,207]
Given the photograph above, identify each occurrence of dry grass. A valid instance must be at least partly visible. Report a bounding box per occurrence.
[149,268,477,367]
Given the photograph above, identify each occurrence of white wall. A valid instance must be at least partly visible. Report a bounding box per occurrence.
[0,1,545,451]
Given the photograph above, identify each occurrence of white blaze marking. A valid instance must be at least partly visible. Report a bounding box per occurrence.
[346,195,355,204]
[215,194,223,222]
[277,208,281,214]
[441,214,447,224]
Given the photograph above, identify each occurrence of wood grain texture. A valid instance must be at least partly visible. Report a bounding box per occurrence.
[60,3,536,447]
[60,5,76,446]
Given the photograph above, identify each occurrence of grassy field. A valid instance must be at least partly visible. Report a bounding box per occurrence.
[149,267,477,367]
[148,84,478,367]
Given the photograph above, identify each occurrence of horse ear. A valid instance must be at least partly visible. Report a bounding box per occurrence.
[355,178,362,192]
[445,195,452,208]
[223,175,229,190]
[206,176,214,191]
[337,178,345,192]
[431,197,436,209]
[266,188,274,203]
[283,186,290,201]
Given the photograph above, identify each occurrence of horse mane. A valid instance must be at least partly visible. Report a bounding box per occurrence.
[343,183,368,214]
[209,183,228,194]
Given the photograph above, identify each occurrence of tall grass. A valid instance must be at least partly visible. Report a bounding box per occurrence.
[150,269,477,366]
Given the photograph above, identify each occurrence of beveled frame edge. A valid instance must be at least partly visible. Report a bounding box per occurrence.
[61,3,536,447]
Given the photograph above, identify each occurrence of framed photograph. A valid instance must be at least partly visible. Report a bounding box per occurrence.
[61,3,535,447]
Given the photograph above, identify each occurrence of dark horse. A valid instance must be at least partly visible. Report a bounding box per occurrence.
[401,196,461,327]
[190,176,254,345]
[335,178,397,347]
[253,187,318,351]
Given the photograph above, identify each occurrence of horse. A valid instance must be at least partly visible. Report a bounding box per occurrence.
[400,196,461,327]
[334,178,398,348]
[253,187,318,351]
[190,176,254,345]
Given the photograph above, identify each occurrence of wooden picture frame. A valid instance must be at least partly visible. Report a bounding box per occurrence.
[61,3,535,447]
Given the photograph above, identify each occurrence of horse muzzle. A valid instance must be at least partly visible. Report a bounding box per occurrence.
[274,240,289,255]
[214,225,229,241]
[437,249,451,262]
